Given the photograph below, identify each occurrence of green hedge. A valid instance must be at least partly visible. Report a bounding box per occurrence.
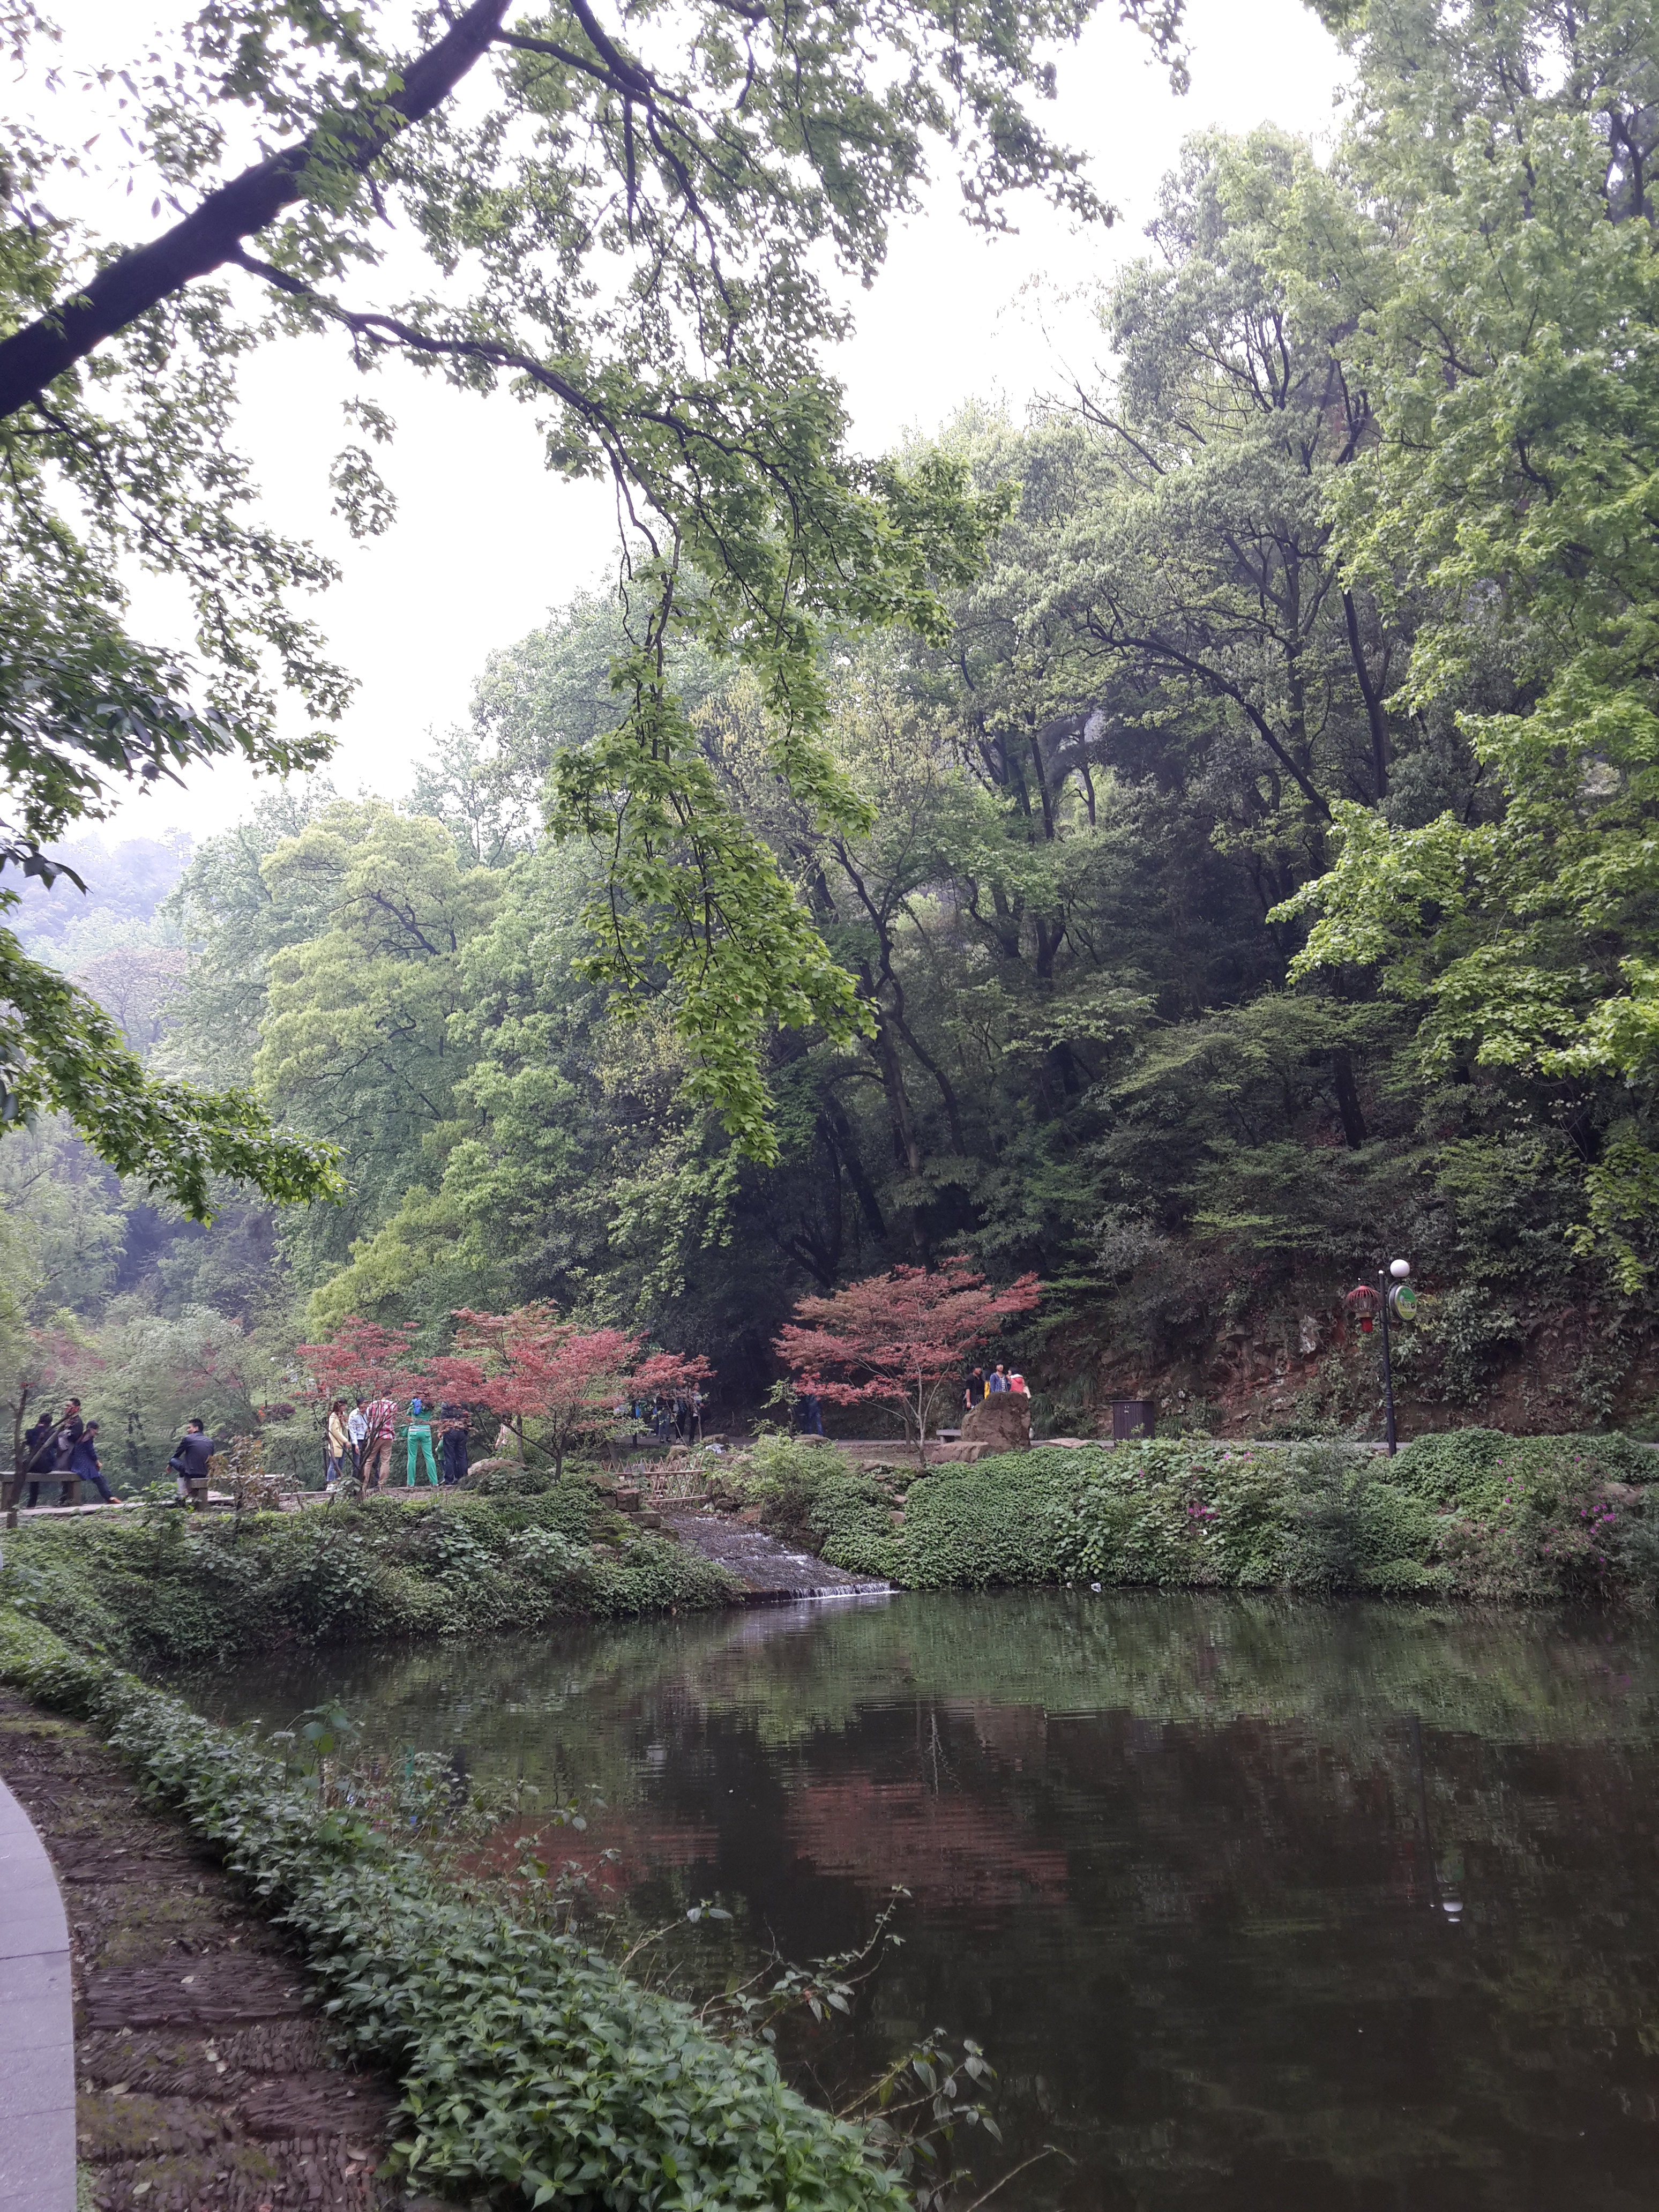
[790,1434,1659,1605]
[0,1612,908,2211]
[0,1490,738,1667]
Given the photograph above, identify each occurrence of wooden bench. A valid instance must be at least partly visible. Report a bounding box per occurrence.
[1,1473,81,1511]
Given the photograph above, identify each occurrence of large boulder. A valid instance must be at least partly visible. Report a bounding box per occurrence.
[959,1393,1032,1452]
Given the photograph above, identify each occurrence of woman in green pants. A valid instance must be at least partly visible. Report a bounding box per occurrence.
[405,1396,439,1488]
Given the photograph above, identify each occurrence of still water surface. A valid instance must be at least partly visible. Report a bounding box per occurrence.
[204,1592,1659,2209]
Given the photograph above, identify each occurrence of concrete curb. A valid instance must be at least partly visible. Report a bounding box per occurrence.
[0,1772,76,2211]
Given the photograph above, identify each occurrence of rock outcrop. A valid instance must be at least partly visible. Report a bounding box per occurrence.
[959,1393,1032,1451]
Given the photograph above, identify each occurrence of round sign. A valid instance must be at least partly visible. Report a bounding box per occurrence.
[1389,1282,1419,1321]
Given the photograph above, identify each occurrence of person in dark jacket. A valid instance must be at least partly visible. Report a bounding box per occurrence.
[67,1422,115,1505]
[8,1410,53,1508]
[168,1418,218,1505]
[438,1402,470,1486]
[24,1398,83,1507]
[50,1400,84,1465]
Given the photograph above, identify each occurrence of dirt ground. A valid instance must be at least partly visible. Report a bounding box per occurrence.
[0,1687,434,2212]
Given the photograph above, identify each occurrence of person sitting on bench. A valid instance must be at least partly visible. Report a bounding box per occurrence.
[168,1418,219,1505]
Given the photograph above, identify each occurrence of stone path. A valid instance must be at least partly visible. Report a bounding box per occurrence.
[660,1510,890,1600]
[0,1690,413,2212]
[0,1757,74,2210]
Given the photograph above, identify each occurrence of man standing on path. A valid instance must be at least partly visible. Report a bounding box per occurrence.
[405,1398,439,1488]
[438,1402,469,1486]
[346,1398,369,1484]
[361,1394,397,1491]
[4,1407,53,1509]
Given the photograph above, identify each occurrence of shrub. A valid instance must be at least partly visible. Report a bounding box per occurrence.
[1388,1429,1655,1509]
[901,1452,1086,1588]
[1281,1441,1372,1591]
[0,1490,738,1667]
[0,1613,909,2211]
[1058,1443,1290,1589]
[857,1433,1659,1605]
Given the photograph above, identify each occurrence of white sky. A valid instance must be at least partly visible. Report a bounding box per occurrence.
[60,0,1350,842]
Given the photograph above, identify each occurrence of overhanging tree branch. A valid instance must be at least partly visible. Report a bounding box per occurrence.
[0,0,510,424]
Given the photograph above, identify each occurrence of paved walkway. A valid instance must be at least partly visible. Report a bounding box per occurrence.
[0,1770,75,2210]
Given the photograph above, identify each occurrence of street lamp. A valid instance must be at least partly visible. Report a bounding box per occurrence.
[1347,1259,1413,1453]
[1378,1258,1412,1455]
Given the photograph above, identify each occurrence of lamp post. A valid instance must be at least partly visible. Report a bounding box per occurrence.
[1379,1258,1411,1456]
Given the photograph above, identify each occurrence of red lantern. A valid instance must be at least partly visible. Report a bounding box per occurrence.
[1345,1284,1382,1336]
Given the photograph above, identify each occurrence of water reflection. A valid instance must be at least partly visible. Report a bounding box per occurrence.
[203,1593,1659,2209]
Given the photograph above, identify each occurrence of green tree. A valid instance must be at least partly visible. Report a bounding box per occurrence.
[1284,0,1659,1286]
[0,0,1186,1182]
[254,808,503,1271]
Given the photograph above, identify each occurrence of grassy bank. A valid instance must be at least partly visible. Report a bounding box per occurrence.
[0,1611,909,2211]
[737,1430,1659,1605]
[0,1485,738,1667]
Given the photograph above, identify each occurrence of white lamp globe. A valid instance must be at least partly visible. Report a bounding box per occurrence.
[1389,1258,1411,1280]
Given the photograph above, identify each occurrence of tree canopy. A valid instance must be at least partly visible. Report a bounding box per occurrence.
[0,0,1187,1203]
[11,0,1659,1448]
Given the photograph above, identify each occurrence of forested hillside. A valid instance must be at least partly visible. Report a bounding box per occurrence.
[11,0,1659,1461]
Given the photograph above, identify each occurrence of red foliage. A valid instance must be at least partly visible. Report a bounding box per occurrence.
[774,1257,1041,1462]
[296,1309,714,1478]
[294,1318,423,1407]
[451,1309,713,1478]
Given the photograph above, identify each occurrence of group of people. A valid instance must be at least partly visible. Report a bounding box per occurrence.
[324,1395,472,1491]
[643,1388,705,1447]
[5,1402,229,1510]
[7,1399,112,1508]
[965,1364,1029,1406]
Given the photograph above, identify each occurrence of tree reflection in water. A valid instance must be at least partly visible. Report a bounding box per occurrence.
[204,1592,1659,2210]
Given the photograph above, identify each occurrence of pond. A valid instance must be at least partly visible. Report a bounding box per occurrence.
[201,1591,1659,2209]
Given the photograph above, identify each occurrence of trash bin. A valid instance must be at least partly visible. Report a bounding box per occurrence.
[1111,1399,1156,1442]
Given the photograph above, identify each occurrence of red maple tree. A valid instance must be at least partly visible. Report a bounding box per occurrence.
[451,1307,712,1479]
[774,1258,1041,1464]
[294,1319,424,1410]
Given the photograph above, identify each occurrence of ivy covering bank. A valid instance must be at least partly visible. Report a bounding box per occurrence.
[744,1432,1659,1605]
[0,1611,908,2211]
[0,1486,736,1668]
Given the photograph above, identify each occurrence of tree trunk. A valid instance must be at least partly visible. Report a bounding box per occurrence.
[1332,1050,1368,1150]
[1342,589,1391,802]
